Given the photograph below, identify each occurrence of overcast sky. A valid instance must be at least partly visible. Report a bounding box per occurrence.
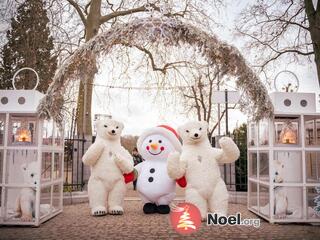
[90,1,320,136]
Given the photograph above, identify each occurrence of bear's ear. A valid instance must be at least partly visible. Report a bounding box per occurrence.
[21,163,27,171]
[200,121,208,130]
[94,119,102,128]
[118,122,124,130]
[177,126,184,136]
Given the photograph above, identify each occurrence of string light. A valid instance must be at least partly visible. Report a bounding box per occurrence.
[91,83,192,90]
[90,82,237,91]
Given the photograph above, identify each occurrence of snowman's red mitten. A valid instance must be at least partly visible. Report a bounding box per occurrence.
[123,169,138,184]
[176,176,187,188]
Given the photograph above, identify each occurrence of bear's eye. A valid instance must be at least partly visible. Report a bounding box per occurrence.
[199,128,202,130]
[116,126,119,129]
[31,173,34,178]
[158,140,162,143]
[104,125,108,128]
[149,139,152,143]
[186,130,189,133]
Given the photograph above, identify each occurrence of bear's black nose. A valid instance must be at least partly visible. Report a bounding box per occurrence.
[34,181,37,184]
[194,133,199,137]
[112,130,115,134]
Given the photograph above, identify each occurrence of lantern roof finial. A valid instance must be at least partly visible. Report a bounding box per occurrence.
[12,67,40,90]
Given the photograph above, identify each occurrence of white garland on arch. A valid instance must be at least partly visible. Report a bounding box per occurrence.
[37,17,274,124]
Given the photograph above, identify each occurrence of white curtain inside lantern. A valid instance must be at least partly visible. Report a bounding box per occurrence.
[280,121,297,144]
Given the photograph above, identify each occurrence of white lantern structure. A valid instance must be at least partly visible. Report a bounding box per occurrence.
[0,68,64,226]
[248,91,320,223]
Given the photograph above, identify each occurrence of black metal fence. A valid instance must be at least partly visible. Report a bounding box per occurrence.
[233,133,247,191]
[64,137,86,191]
[212,133,247,192]
[63,133,248,192]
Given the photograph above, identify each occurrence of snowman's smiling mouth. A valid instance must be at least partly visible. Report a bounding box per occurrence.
[148,150,163,155]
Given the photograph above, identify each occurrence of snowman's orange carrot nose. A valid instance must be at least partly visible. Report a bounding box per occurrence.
[150,143,159,150]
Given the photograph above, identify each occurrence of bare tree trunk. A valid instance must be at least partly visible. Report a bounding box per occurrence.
[303,0,319,85]
[76,0,101,137]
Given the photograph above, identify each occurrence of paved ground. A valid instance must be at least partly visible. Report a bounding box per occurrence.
[1,201,319,240]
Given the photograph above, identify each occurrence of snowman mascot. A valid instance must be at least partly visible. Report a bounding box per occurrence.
[135,125,186,214]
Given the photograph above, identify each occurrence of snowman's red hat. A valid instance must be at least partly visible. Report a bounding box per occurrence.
[137,125,182,153]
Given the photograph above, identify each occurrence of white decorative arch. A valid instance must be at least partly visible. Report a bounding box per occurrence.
[37,17,273,123]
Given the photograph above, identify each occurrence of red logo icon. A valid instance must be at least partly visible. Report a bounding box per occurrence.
[170,202,201,235]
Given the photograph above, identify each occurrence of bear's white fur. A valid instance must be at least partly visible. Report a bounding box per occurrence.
[273,159,291,218]
[167,120,240,220]
[15,161,39,221]
[82,118,133,216]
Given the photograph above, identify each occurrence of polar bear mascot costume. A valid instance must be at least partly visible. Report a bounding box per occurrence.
[82,118,133,216]
[167,120,240,220]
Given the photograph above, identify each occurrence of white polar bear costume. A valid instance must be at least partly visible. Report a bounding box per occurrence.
[82,119,133,216]
[15,161,39,221]
[167,121,240,220]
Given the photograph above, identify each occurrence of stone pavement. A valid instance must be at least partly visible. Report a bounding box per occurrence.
[1,201,320,240]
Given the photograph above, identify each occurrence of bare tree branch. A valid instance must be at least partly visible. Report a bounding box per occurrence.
[100,4,159,24]
[84,1,91,15]
[66,0,87,25]
[236,0,320,85]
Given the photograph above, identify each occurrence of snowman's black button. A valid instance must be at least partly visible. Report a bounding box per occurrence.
[148,177,154,182]
[150,168,155,173]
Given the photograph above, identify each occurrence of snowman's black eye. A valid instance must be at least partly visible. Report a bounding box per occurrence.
[199,128,202,130]
[186,130,189,133]
[149,139,152,143]
[158,140,162,143]
[31,173,34,178]
[104,125,108,128]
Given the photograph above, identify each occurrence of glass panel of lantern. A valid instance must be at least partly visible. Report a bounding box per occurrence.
[259,152,269,182]
[40,186,52,219]
[259,119,269,146]
[248,182,258,211]
[0,114,5,146]
[53,153,62,179]
[259,184,270,218]
[273,187,303,220]
[52,184,62,211]
[42,119,54,146]
[305,116,320,146]
[273,151,302,183]
[248,123,257,147]
[249,152,257,179]
[274,117,299,145]
[5,150,38,184]
[41,152,52,182]
[8,115,37,146]
[54,124,63,146]
[306,187,320,220]
[306,151,320,183]
[4,187,36,223]
[4,186,40,223]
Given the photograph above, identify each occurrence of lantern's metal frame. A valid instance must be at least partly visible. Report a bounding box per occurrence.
[248,113,320,223]
[0,68,64,226]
